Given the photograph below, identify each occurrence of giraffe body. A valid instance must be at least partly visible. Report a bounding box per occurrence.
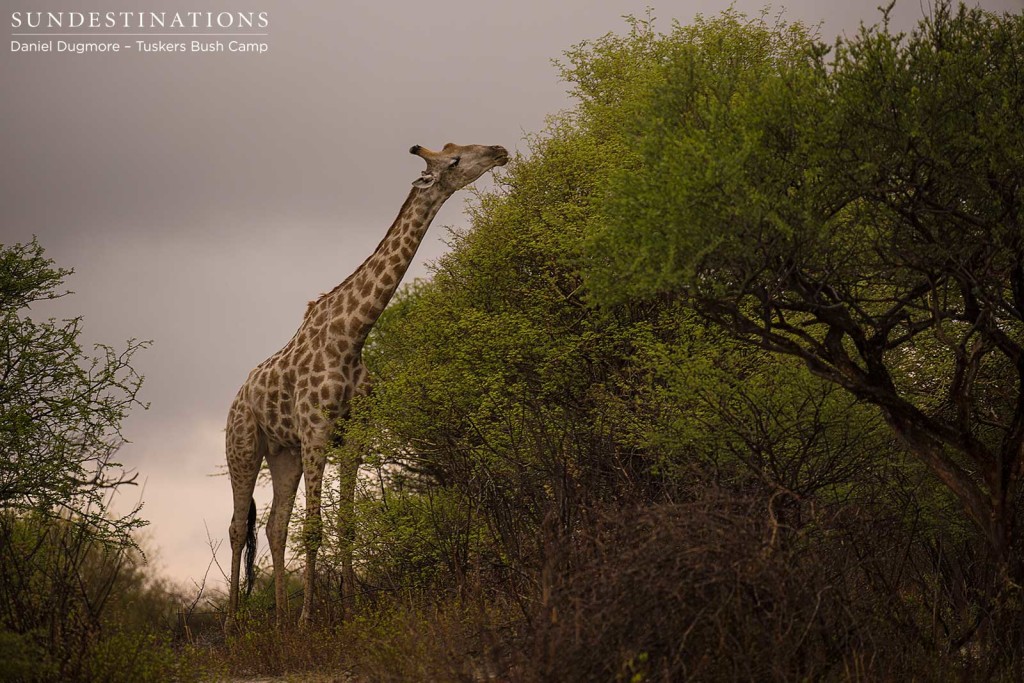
[225,142,508,627]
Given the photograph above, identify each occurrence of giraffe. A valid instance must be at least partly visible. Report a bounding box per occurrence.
[224,142,509,628]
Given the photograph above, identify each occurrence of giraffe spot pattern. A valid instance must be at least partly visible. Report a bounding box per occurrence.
[221,149,504,623]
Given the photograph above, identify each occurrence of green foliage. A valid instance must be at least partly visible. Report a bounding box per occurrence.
[85,630,199,683]
[0,630,56,682]
[589,9,829,301]
[588,1,1024,565]
[353,479,476,593]
[0,238,148,544]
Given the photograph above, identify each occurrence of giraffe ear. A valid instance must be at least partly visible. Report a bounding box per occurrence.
[412,171,436,188]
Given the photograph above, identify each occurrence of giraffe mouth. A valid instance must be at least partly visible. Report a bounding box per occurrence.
[492,146,509,166]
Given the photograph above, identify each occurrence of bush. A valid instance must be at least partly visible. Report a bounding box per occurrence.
[85,631,199,683]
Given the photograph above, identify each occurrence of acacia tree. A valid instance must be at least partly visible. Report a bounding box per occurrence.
[592,4,1024,564]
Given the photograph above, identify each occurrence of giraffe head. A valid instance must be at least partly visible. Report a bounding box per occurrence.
[409,142,509,193]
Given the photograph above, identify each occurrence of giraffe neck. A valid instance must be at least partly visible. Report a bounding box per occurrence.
[328,184,449,347]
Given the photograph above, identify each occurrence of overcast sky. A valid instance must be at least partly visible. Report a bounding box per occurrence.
[4,0,1022,590]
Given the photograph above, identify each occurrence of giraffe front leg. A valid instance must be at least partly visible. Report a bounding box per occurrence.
[338,365,370,619]
[336,444,359,619]
[299,443,328,627]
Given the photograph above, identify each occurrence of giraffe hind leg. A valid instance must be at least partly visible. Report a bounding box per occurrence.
[225,399,264,627]
[298,435,332,627]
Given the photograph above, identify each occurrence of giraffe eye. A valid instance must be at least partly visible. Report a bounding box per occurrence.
[449,156,461,168]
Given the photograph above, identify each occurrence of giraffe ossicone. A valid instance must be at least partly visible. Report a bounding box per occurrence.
[224,142,509,628]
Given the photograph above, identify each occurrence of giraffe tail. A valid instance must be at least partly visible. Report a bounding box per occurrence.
[243,497,257,596]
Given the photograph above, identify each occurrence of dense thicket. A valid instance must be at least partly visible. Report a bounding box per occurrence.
[299,5,1024,680]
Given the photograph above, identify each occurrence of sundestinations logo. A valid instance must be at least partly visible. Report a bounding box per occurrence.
[10,10,271,56]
